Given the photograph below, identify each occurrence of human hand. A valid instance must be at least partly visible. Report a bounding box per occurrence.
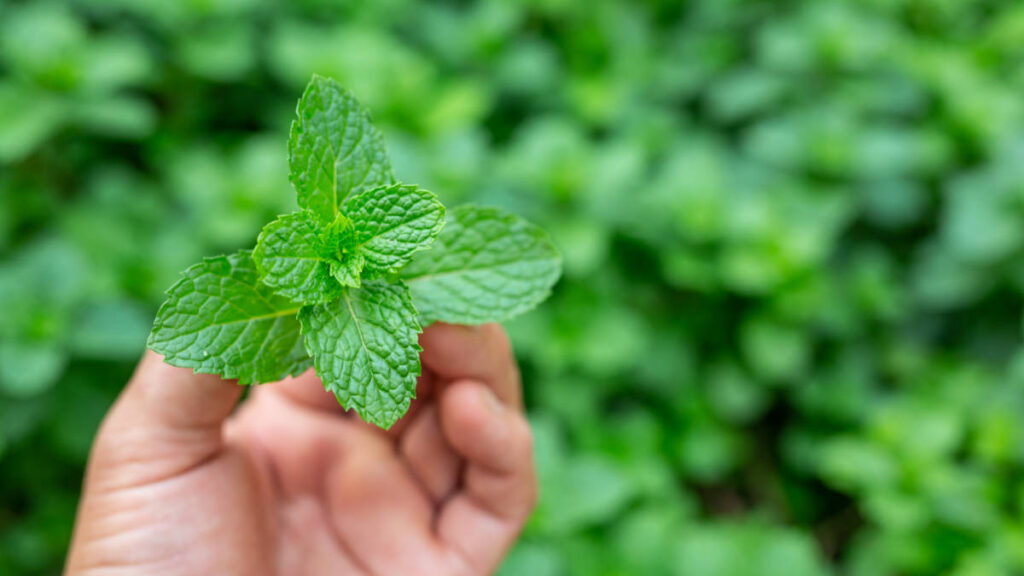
[64,323,536,576]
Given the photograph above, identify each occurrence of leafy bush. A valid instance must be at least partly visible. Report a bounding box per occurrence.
[4,1,1024,574]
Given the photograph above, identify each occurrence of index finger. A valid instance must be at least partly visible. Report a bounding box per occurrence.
[418,323,521,409]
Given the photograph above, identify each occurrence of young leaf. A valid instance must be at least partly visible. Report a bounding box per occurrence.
[253,211,348,303]
[289,75,394,223]
[344,183,446,277]
[298,281,422,428]
[401,205,562,325]
[331,251,366,288]
[148,251,311,384]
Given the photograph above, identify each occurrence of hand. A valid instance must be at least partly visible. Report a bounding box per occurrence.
[65,324,536,576]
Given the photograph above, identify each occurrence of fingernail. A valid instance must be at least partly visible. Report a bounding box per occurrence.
[483,388,504,412]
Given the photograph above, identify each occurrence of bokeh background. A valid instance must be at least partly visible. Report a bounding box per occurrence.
[4,0,1024,574]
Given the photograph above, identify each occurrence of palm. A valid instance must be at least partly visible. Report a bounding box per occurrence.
[67,325,534,576]
[229,370,471,575]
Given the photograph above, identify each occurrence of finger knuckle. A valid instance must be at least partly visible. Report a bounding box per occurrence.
[509,416,534,456]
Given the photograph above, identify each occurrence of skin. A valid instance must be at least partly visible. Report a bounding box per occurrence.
[65,323,536,576]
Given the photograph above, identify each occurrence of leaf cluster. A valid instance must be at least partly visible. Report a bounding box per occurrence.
[147,76,561,428]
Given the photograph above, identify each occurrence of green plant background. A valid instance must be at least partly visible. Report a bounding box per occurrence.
[3,0,1024,574]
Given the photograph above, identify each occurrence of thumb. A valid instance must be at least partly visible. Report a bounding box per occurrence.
[88,351,244,488]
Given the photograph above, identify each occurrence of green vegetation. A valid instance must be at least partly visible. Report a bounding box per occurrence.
[4,0,1024,575]
[148,76,559,428]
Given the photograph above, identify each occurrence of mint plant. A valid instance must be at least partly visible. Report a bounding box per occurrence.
[147,75,561,428]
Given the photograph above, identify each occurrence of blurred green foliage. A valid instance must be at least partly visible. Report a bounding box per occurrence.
[3,0,1024,574]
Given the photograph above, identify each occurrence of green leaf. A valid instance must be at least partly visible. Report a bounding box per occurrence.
[331,251,365,288]
[0,82,64,162]
[298,281,422,428]
[401,205,562,325]
[345,183,446,276]
[289,75,394,223]
[0,341,66,398]
[69,300,151,360]
[147,251,311,384]
[253,211,354,303]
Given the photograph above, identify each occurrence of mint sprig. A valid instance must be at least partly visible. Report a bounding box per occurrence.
[147,75,561,428]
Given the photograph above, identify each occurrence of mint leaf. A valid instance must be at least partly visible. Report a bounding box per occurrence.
[289,75,393,223]
[401,205,562,325]
[253,211,347,303]
[345,183,446,277]
[331,251,366,288]
[298,281,422,428]
[148,251,311,383]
